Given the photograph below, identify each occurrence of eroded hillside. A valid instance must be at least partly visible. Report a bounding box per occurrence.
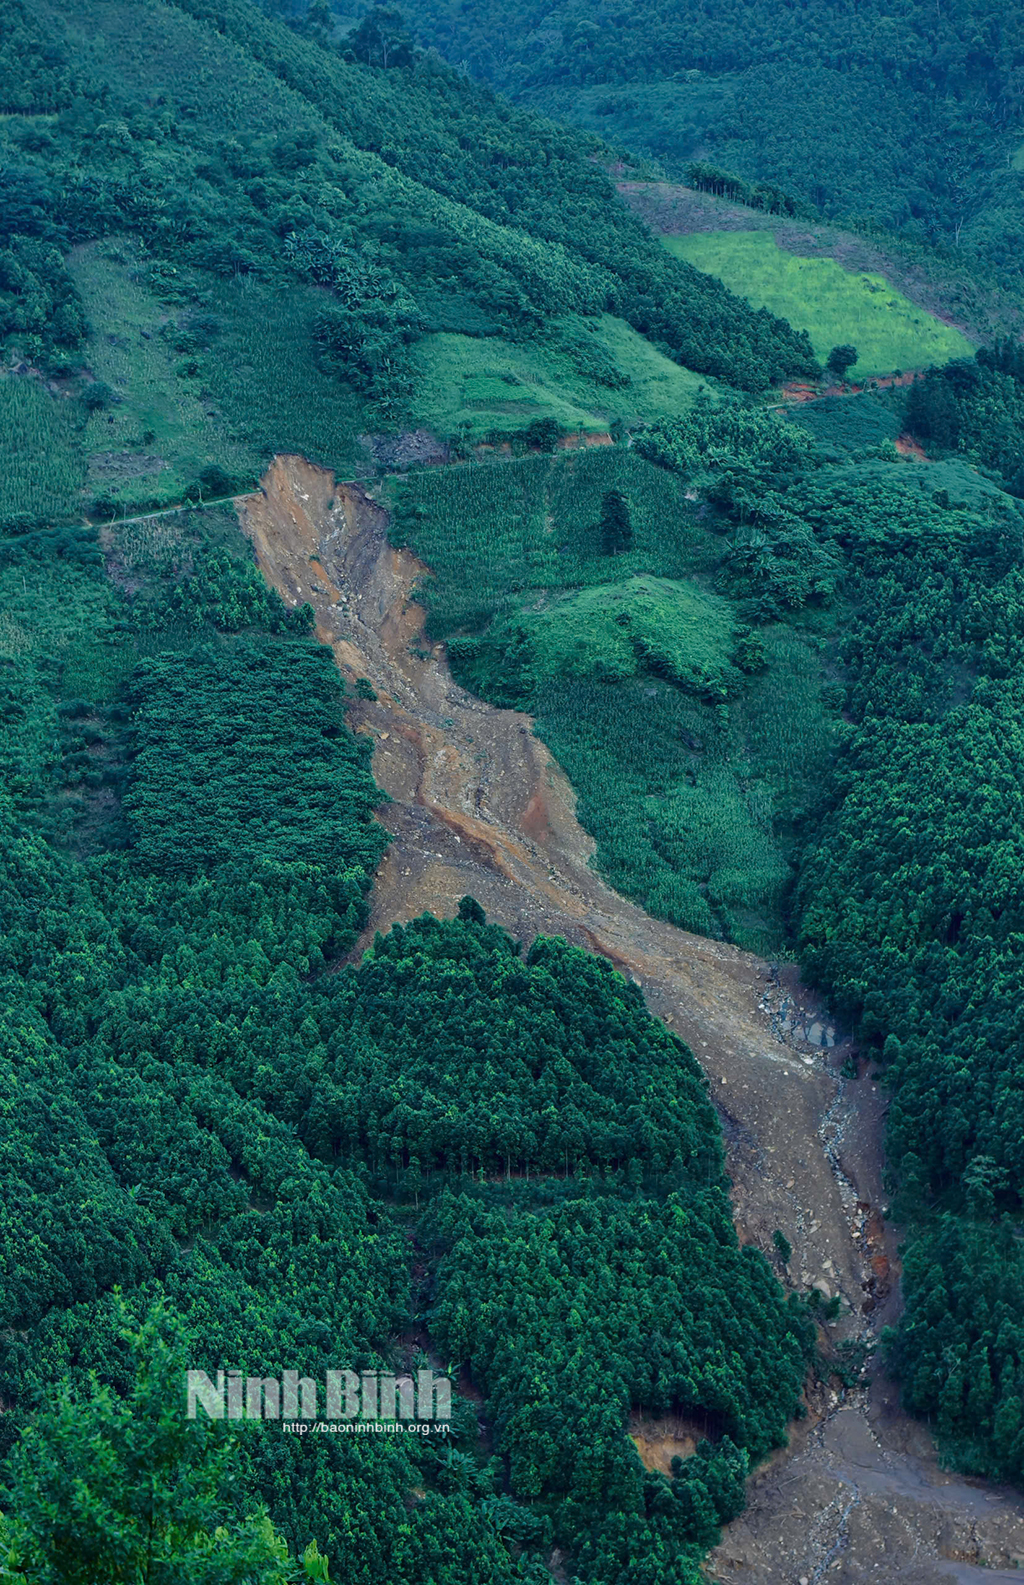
[238,454,1024,1583]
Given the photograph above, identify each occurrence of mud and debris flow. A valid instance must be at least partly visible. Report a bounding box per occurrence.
[238,455,1024,1583]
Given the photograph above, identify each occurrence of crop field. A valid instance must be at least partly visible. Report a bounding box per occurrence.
[411,313,711,442]
[389,448,716,632]
[663,232,973,378]
[391,450,833,953]
[0,379,85,531]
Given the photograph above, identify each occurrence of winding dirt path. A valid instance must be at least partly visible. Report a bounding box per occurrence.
[237,455,1024,1583]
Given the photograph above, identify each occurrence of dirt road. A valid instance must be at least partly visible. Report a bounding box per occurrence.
[238,455,1024,1582]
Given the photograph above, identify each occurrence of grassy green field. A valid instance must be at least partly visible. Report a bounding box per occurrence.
[390,448,834,953]
[664,232,973,378]
[410,313,712,442]
[521,575,736,689]
[69,244,250,511]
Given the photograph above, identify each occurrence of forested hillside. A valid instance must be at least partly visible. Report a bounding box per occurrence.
[7,0,1024,1573]
[0,0,817,512]
[389,350,1024,1491]
[0,487,813,1579]
[400,0,1024,282]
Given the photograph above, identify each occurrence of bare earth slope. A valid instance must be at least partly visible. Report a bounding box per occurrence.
[237,455,1024,1583]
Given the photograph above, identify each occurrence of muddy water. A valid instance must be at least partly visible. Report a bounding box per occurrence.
[238,456,1024,1583]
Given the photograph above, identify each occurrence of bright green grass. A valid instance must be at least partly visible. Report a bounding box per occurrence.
[392,449,834,954]
[664,232,973,379]
[522,576,736,691]
[0,378,85,530]
[532,632,831,956]
[68,245,367,512]
[410,313,711,442]
[1012,142,1024,173]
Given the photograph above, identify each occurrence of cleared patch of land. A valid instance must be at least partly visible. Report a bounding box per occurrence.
[619,178,1022,346]
[663,231,973,378]
[67,242,368,515]
[410,313,712,443]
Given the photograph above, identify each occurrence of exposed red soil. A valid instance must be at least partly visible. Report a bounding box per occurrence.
[895,434,929,460]
[781,370,922,403]
[557,429,614,449]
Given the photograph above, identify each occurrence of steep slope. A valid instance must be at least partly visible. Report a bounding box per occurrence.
[0,0,818,514]
[405,0,1024,285]
[237,451,1024,1582]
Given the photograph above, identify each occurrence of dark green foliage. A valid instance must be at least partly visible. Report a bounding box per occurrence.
[905,341,1024,493]
[685,161,808,219]
[424,1188,808,1574]
[521,416,563,453]
[798,683,1024,1201]
[719,523,840,622]
[137,547,314,635]
[0,544,518,1579]
[634,400,813,503]
[298,915,724,1178]
[826,344,858,381]
[123,641,387,878]
[784,393,903,461]
[634,386,1024,1471]
[0,0,816,402]
[347,6,417,69]
[406,0,1024,286]
[775,430,1024,1481]
[600,487,633,555]
[887,1219,1024,1485]
[0,486,807,1582]
[2,1312,316,1583]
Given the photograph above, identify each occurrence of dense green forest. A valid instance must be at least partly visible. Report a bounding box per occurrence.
[389,361,1024,1488]
[0,483,813,1578]
[0,0,817,509]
